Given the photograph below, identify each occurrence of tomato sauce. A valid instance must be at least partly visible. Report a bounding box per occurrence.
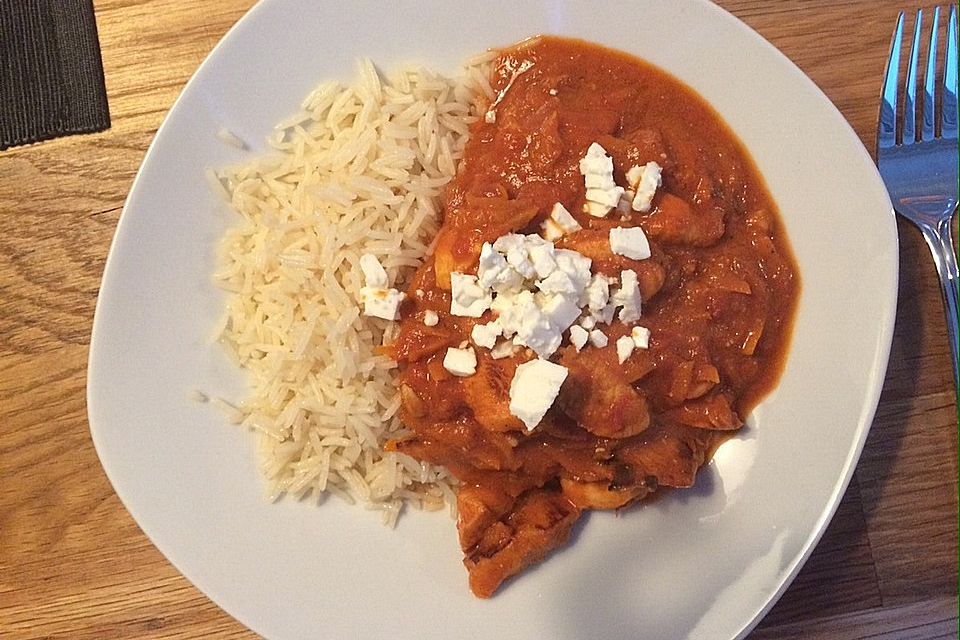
[385,36,800,598]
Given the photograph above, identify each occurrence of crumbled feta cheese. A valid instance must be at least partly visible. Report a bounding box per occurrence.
[528,242,558,279]
[609,226,651,260]
[477,242,506,284]
[631,326,651,349]
[423,310,439,326]
[450,272,492,317]
[548,88,558,96]
[509,359,568,431]
[490,339,519,360]
[585,186,624,209]
[443,346,477,377]
[569,325,589,351]
[494,290,564,357]
[579,315,596,330]
[579,142,613,174]
[506,244,537,279]
[493,290,537,337]
[579,143,621,218]
[359,287,405,320]
[463,232,614,359]
[583,201,608,218]
[415,288,425,298]
[592,302,617,326]
[492,233,526,253]
[542,202,583,241]
[537,269,578,295]
[514,310,562,358]
[491,291,551,356]
[359,253,389,289]
[582,273,611,311]
[588,329,608,348]
[611,270,642,323]
[616,335,635,364]
[628,161,662,212]
[471,319,502,349]
[539,293,581,332]
[553,249,593,292]
[478,245,525,295]
[485,110,496,124]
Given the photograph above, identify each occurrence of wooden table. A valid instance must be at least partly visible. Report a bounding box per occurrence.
[1,1,956,638]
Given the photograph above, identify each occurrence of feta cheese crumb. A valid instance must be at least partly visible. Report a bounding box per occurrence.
[537,269,577,296]
[492,233,526,253]
[589,329,608,348]
[569,325,589,352]
[611,269,642,323]
[631,326,651,349]
[582,273,611,311]
[627,161,663,212]
[515,312,561,358]
[490,339,519,360]
[359,287,405,320]
[443,346,477,377]
[579,315,596,330]
[579,143,621,218]
[509,359,568,431]
[506,244,537,279]
[464,232,606,360]
[553,249,593,292]
[548,88,558,96]
[485,110,497,124]
[585,185,624,208]
[471,319,502,349]
[423,310,439,327]
[541,202,583,241]
[357,253,408,320]
[609,226,652,260]
[528,242,558,279]
[592,302,617,326]
[616,335,635,364]
[540,293,581,333]
[477,242,524,294]
[450,272,492,317]
[359,253,389,288]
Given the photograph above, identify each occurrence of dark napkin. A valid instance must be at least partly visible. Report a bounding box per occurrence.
[0,0,110,151]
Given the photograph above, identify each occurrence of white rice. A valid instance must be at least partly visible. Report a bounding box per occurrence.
[213,56,494,526]
[217,127,248,150]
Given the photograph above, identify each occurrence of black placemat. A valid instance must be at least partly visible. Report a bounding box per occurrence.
[0,0,110,151]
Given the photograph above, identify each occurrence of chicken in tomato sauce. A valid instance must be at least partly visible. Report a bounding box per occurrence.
[384,36,799,598]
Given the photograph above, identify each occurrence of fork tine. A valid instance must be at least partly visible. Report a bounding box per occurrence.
[922,6,940,140]
[942,4,958,140]
[879,12,904,149]
[904,10,923,143]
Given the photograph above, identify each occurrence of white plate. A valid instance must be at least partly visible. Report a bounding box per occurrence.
[87,1,898,638]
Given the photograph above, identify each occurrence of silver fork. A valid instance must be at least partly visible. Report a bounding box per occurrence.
[877,5,959,391]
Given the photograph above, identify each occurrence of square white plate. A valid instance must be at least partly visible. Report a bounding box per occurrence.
[88,1,898,638]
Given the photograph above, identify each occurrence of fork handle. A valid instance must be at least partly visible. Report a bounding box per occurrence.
[919,216,959,392]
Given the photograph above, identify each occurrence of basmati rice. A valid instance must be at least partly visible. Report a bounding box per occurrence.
[214,56,494,526]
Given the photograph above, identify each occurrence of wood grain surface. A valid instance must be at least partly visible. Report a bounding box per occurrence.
[1,1,956,638]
